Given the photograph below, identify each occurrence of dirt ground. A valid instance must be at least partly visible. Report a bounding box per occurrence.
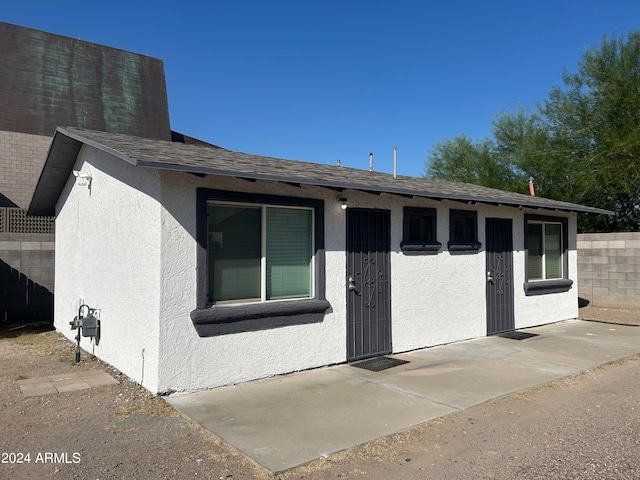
[577,305,640,326]
[1,307,639,480]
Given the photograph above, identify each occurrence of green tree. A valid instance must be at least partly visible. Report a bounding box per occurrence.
[425,31,640,232]
[425,134,521,192]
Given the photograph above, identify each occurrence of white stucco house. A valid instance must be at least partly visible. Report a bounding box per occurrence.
[28,127,611,394]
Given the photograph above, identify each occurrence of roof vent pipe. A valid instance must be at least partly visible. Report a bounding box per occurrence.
[393,146,397,179]
[369,152,373,172]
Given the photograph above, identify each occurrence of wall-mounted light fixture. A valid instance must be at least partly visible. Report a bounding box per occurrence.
[72,170,92,187]
[338,197,348,210]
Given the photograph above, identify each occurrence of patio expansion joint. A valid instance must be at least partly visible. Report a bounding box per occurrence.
[331,368,463,412]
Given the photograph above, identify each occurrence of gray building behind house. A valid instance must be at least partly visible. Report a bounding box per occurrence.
[0,22,172,325]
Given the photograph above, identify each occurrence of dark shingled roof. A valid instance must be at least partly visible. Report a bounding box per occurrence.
[28,127,613,217]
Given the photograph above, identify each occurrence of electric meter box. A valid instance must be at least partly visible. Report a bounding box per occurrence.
[82,314,99,338]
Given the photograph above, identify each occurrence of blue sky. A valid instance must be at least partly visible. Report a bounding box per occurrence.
[4,1,640,177]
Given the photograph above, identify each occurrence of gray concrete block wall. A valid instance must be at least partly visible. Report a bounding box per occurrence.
[0,232,54,290]
[577,232,640,309]
[0,130,52,207]
[0,232,54,325]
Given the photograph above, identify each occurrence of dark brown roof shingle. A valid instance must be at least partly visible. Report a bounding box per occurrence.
[28,127,613,217]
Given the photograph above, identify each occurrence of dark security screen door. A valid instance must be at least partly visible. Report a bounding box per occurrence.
[346,209,392,361]
[486,218,515,335]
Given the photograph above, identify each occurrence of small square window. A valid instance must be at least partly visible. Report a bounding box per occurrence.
[448,209,481,252]
[401,207,441,254]
[409,214,433,242]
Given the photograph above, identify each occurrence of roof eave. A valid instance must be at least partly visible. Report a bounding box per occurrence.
[27,127,139,216]
[27,127,615,218]
[135,159,613,215]
[27,128,80,216]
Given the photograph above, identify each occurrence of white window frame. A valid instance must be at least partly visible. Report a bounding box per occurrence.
[207,201,315,305]
[527,220,564,282]
[523,214,572,296]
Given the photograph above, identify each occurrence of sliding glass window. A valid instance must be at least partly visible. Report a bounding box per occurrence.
[208,203,313,304]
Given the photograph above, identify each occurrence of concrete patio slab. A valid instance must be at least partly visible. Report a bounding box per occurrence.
[167,320,640,474]
[168,368,457,472]
[345,354,567,410]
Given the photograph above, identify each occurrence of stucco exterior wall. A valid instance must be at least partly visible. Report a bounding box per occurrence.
[54,149,580,393]
[54,146,163,392]
[152,172,579,392]
[388,197,484,350]
[156,174,349,393]
[512,213,579,328]
[391,203,578,351]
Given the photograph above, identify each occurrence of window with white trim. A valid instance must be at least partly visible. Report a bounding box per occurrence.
[208,203,313,304]
[527,221,563,281]
[523,214,572,295]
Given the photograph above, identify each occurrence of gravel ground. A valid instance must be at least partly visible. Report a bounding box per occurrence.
[1,307,639,480]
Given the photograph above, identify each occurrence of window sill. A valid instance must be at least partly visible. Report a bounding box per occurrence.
[400,241,442,255]
[190,299,331,337]
[524,279,573,296]
[447,241,482,253]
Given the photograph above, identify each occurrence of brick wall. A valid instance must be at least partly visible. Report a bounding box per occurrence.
[577,232,640,309]
[0,130,51,208]
[0,232,54,325]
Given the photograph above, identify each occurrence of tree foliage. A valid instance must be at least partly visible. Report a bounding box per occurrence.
[426,134,521,192]
[424,31,640,232]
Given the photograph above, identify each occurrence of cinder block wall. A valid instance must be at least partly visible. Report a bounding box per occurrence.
[0,130,51,208]
[577,232,640,309]
[0,232,54,324]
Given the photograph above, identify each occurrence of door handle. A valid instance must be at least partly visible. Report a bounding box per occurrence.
[348,276,357,290]
[487,271,494,283]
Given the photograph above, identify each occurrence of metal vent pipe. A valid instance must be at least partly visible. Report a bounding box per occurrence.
[393,146,397,179]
